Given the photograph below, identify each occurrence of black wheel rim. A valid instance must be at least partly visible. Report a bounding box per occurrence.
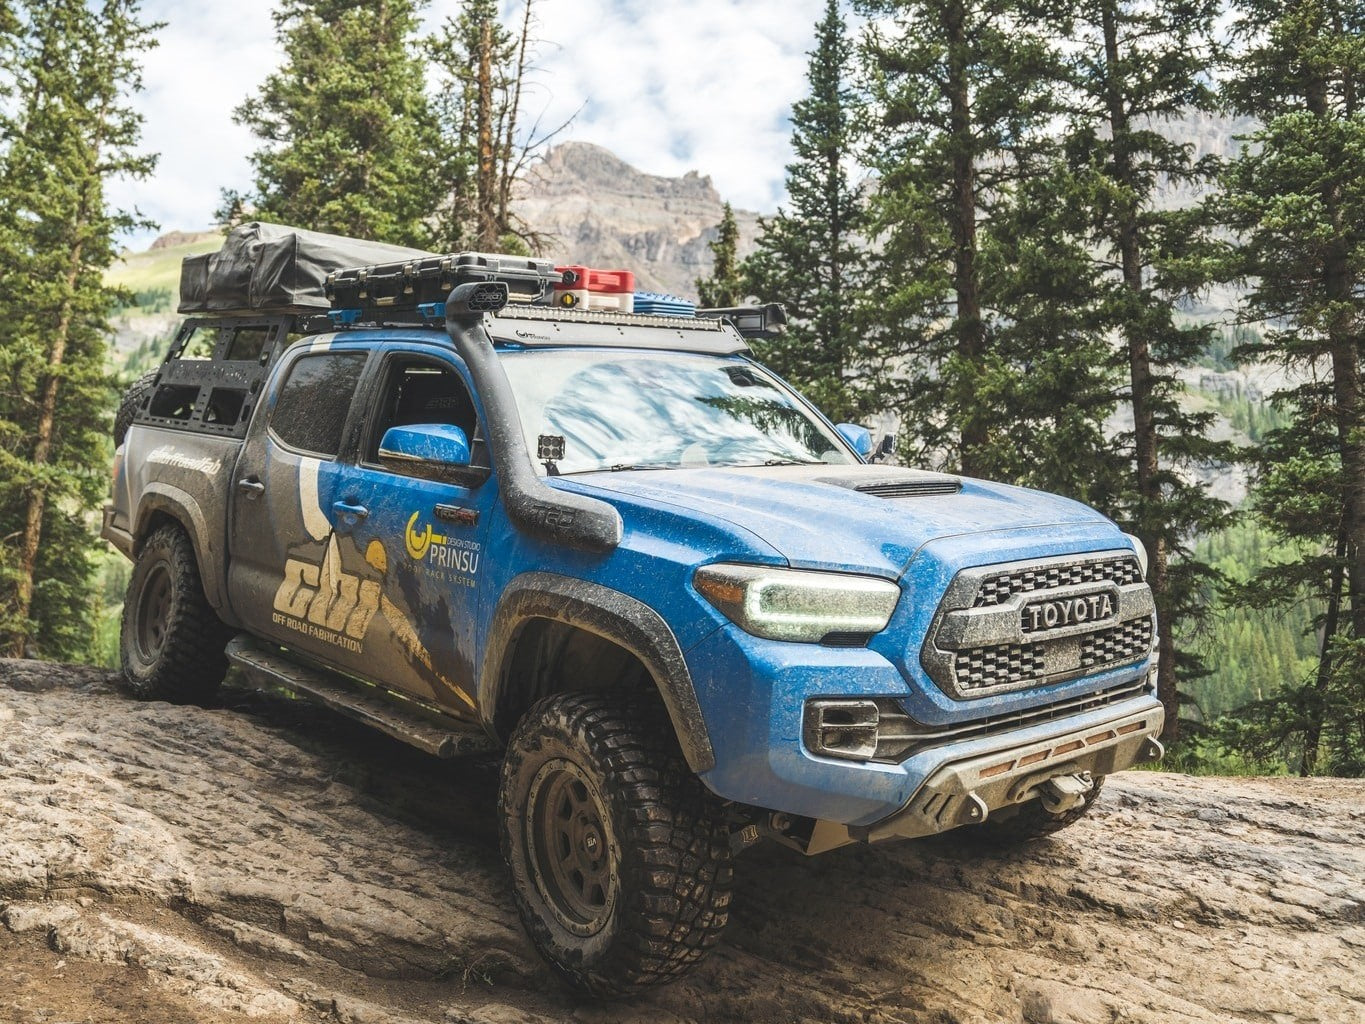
[135,562,173,662]
[526,759,618,937]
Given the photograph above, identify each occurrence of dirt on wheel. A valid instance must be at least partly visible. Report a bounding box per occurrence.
[1,659,1362,1024]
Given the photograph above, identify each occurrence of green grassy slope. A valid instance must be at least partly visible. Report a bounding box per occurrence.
[107,233,221,296]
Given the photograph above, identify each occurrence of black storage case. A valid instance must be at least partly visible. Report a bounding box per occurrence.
[326,252,560,311]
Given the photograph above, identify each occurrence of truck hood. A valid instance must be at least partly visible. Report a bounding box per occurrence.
[563,464,1122,578]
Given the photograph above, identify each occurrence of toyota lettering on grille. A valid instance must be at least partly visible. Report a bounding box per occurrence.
[1023,591,1117,633]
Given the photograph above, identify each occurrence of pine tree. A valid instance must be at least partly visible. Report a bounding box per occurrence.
[744,0,870,423]
[696,203,745,307]
[0,3,15,101]
[856,0,1123,494]
[427,0,548,253]
[0,0,159,659]
[1059,0,1234,741]
[1216,0,1365,775]
[221,0,440,248]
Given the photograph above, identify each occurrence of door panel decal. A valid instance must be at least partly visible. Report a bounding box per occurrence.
[405,511,482,589]
[271,525,477,710]
[298,457,330,541]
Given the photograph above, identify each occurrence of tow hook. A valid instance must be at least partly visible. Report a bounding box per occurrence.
[1039,772,1094,814]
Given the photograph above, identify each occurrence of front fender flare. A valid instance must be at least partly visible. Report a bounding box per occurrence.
[481,572,716,773]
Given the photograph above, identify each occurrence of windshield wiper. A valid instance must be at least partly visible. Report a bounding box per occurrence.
[608,463,675,472]
[761,457,826,466]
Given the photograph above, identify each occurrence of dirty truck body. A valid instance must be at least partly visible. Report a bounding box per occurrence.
[105,226,1163,994]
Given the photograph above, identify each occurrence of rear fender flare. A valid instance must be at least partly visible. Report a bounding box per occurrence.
[134,485,229,613]
[481,572,716,773]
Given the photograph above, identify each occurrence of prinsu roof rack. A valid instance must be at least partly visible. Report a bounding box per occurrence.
[695,303,788,340]
[326,252,559,313]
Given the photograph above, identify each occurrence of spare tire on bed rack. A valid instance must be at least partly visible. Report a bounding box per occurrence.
[113,371,158,446]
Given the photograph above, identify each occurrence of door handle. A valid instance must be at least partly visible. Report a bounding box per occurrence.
[333,500,370,521]
[237,477,265,498]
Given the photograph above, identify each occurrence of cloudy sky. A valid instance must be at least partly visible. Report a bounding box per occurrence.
[110,0,828,248]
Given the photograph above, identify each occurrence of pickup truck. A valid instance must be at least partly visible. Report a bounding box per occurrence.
[104,224,1164,996]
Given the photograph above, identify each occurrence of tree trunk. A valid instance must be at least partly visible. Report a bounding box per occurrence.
[1302,521,1347,776]
[10,232,85,658]
[1099,1,1178,739]
[1306,70,1365,641]
[495,0,533,239]
[944,2,986,475]
[475,17,497,251]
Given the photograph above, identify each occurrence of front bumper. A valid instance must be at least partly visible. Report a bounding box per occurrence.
[853,697,1164,843]
[686,620,1158,827]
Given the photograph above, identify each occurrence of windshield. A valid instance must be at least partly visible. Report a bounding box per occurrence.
[498,349,855,475]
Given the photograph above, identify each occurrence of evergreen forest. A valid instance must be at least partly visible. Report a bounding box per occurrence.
[1,0,1362,777]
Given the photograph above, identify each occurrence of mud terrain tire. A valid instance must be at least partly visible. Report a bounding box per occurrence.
[976,774,1107,844]
[113,371,158,446]
[120,523,230,703]
[499,693,732,996]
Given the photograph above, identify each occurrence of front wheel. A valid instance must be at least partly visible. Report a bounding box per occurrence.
[120,523,230,703]
[499,693,733,996]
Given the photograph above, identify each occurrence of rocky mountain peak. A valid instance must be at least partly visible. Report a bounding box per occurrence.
[528,141,720,204]
[515,141,760,299]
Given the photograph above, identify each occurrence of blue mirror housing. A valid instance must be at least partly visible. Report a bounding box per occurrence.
[836,423,874,459]
[378,423,472,469]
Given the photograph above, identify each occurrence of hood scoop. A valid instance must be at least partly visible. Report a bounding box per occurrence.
[854,478,963,498]
[812,469,964,498]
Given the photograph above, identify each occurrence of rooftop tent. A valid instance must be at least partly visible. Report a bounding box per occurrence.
[178,222,433,314]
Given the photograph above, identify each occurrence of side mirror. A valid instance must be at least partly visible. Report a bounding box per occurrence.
[379,423,484,484]
[836,423,874,459]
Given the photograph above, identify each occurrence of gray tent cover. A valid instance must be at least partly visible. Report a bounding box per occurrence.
[178,222,433,313]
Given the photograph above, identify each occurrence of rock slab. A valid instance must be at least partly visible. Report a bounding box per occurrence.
[2,659,1362,1024]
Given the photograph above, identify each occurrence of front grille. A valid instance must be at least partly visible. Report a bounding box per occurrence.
[974,556,1142,608]
[921,551,1155,700]
[954,642,1045,690]
[1080,617,1153,669]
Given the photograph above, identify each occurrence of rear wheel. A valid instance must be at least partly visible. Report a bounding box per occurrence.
[120,523,230,703]
[975,774,1106,844]
[499,693,732,995]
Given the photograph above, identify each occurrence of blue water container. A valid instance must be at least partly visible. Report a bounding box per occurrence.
[632,292,696,318]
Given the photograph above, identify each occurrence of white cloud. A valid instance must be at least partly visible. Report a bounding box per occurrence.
[106,1,280,246]
[108,0,824,248]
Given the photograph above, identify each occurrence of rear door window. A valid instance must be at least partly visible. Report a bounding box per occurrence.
[270,352,367,458]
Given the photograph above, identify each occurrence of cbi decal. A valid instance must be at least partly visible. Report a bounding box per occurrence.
[405,511,480,586]
[272,536,382,653]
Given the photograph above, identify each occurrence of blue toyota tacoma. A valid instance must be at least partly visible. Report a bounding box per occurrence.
[104,224,1164,995]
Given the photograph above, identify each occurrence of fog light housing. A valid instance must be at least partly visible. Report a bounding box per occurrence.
[804,699,881,761]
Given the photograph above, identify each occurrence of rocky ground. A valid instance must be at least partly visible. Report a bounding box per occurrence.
[1,659,1361,1024]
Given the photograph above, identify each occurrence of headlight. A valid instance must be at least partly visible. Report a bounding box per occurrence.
[1122,533,1149,578]
[693,564,901,643]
